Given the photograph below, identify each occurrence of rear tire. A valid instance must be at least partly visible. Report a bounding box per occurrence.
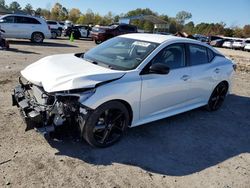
[206,82,228,111]
[31,32,44,43]
[82,101,129,147]
[95,39,102,44]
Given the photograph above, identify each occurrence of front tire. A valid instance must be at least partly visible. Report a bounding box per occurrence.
[82,101,129,147]
[206,82,228,111]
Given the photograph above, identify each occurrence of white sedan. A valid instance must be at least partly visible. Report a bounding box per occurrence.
[12,34,235,147]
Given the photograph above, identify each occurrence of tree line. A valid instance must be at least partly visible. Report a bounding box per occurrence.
[1,0,249,38]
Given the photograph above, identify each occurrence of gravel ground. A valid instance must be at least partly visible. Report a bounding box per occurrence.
[0,38,249,188]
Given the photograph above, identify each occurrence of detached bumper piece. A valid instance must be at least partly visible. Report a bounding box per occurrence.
[12,84,54,134]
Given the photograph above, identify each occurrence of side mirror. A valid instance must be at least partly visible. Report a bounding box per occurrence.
[149,63,170,74]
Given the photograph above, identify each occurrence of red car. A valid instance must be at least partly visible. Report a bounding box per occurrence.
[91,24,137,44]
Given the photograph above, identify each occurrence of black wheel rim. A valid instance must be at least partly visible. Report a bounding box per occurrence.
[210,84,227,110]
[93,108,126,145]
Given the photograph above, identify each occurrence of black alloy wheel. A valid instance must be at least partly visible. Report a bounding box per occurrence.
[206,82,228,111]
[82,101,129,147]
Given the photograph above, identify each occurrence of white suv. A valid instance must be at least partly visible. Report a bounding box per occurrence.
[0,14,51,43]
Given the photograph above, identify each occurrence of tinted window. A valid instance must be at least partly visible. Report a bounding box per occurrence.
[151,44,186,69]
[189,44,208,66]
[16,16,40,24]
[1,16,15,23]
[47,21,57,25]
[207,48,215,62]
[119,25,136,32]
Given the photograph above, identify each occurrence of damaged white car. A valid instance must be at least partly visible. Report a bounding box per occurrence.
[12,34,235,147]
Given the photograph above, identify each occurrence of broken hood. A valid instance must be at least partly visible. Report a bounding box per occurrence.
[21,54,125,92]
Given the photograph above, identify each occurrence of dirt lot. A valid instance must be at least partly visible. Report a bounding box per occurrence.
[0,38,249,188]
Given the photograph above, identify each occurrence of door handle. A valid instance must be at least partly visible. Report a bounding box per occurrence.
[181,75,190,81]
[214,68,220,73]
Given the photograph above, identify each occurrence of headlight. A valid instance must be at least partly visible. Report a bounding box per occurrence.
[55,88,95,103]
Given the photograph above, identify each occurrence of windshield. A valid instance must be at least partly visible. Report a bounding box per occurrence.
[84,37,159,70]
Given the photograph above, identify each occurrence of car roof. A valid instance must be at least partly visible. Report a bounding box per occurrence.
[1,14,44,21]
[120,33,195,44]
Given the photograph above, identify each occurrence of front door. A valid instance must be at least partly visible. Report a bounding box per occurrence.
[140,43,192,120]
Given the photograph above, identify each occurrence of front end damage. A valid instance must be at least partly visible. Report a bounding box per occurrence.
[12,77,92,135]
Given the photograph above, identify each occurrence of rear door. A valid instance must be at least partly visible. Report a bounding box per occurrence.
[15,16,41,38]
[187,44,219,104]
[140,43,192,120]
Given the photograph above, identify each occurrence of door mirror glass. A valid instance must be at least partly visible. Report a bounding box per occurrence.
[149,63,170,74]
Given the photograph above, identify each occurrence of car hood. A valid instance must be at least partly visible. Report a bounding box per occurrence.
[21,54,125,92]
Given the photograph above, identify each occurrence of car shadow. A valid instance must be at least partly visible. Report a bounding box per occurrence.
[8,40,78,48]
[47,94,250,176]
[7,48,40,54]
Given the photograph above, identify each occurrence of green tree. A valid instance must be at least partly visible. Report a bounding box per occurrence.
[9,1,22,12]
[68,8,81,23]
[176,11,192,25]
[35,8,42,16]
[233,27,244,37]
[183,21,194,34]
[23,3,33,15]
[0,0,8,9]
[243,25,250,37]
[40,9,51,19]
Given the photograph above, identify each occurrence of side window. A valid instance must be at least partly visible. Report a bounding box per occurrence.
[189,44,209,66]
[16,17,40,24]
[47,21,56,25]
[1,16,15,23]
[151,44,186,69]
[207,48,215,62]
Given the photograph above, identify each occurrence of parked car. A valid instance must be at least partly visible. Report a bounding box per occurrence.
[63,25,92,39]
[46,20,63,37]
[0,14,51,43]
[208,35,224,43]
[210,39,225,47]
[12,34,235,147]
[210,38,232,48]
[91,23,137,44]
[50,28,61,39]
[193,34,209,43]
[243,39,250,51]
[222,40,234,48]
[232,39,245,50]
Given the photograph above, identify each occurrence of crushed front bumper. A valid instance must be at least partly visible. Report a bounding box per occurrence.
[12,83,49,131]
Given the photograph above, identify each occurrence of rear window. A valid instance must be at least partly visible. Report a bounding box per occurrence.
[245,40,250,44]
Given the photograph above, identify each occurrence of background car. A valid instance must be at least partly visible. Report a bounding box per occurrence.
[210,39,225,47]
[91,23,137,44]
[232,39,246,50]
[222,40,234,48]
[243,39,250,51]
[46,20,63,38]
[63,25,92,39]
[0,14,51,43]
